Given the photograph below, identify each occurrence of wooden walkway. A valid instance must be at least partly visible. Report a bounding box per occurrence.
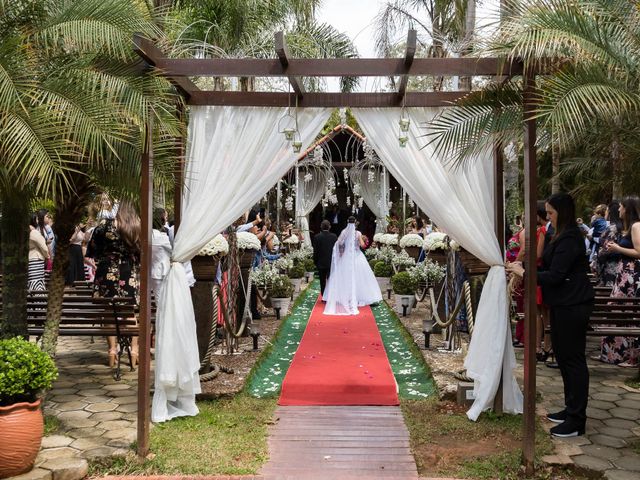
[259,406,419,480]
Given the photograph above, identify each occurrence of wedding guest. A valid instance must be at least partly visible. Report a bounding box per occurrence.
[37,209,55,270]
[86,200,141,368]
[595,201,622,287]
[65,225,85,285]
[28,214,50,291]
[588,204,608,259]
[313,220,337,296]
[507,192,594,437]
[151,208,172,297]
[598,196,640,366]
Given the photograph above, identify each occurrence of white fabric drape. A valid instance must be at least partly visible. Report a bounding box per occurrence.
[296,166,329,246]
[152,106,330,423]
[351,167,389,233]
[353,107,523,420]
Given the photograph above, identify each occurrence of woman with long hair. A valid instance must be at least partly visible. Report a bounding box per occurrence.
[28,213,50,291]
[86,198,141,367]
[595,201,623,287]
[508,193,594,437]
[599,196,640,366]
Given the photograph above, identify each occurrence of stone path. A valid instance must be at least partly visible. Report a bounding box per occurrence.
[11,337,141,480]
[535,339,640,480]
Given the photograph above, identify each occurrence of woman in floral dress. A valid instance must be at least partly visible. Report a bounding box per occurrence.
[599,197,640,366]
[595,201,622,287]
[86,200,141,367]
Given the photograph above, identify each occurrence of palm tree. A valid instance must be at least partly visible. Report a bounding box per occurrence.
[0,0,181,352]
[426,0,640,200]
[374,0,474,91]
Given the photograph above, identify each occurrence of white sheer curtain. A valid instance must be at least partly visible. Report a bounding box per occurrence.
[152,106,330,423]
[351,167,389,233]
[296,166,328,246]
[353,107,522,420]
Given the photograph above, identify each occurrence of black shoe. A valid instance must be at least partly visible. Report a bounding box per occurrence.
[547,410,567,424]
[252,312,262,320]
[545,361,560,369]
[550,421,585,438]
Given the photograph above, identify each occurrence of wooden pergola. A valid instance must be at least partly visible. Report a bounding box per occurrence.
[133,31,540,474]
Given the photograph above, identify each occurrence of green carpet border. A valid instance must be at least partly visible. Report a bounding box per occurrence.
[245,279,320,398]
[371,301,437,399]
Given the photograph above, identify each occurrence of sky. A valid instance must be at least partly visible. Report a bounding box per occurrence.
[316,0,500,91]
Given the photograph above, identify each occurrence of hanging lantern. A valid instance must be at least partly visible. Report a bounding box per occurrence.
[398,135,408,148]
[292,131,302,153]
[399,116,410,132]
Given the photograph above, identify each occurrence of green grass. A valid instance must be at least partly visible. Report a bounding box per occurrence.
[44,415,60,436]
[90,395,277,476]
[401,398,590,480]
[624,375,640,390]
[629,438,640,455]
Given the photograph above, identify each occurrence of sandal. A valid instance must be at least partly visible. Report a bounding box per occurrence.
[536,350,552,362]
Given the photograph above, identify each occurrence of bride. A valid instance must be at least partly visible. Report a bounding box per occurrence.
[323,216,382,315]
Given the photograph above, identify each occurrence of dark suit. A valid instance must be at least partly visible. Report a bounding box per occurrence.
[313,230,337,295]
[537,226,594,430]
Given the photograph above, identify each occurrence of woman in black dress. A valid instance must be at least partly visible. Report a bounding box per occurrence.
[86,199,140,367]
[507,193,594,437]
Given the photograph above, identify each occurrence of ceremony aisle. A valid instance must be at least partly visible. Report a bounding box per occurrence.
[278,301,399,406]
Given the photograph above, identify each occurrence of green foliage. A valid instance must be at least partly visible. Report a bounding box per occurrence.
[369,258,379,270]
[303,258,315,272]
[391,271,417,295]
[374,261,393,277]
[269,275,294,298]
[0,338,58,406]
[288,262,305,280]
[44,415,61,435]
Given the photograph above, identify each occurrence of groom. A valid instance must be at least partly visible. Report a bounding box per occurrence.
[313,220,337,296]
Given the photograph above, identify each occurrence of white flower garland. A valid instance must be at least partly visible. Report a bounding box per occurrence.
[198,234,229,256]
[236,231,261,250]
[399,233,423,248]
[283,234,299,244]
[373,233,384,243]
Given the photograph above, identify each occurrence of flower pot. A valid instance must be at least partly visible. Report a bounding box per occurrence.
[270,297,291,318]
[458,249,490,276]
[426,250,447,265]
[290,278,303,294]
[0,399,43,478]
[376,276,390,293]
[404,246,421,260]
[394,294,415,316]
[239,249,257,270]
[190,255,220,282]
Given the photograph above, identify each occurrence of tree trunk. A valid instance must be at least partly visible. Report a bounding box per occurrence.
[458,0,476,91]
[551,137,560,194]
[611,138,623,200]
[0,186,30,338]
[40,180,92,356]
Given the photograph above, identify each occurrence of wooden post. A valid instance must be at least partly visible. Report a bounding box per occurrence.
[522,67,538,475]
[137,113,153,458]
[174,104,185,234]
[493,143,505,414]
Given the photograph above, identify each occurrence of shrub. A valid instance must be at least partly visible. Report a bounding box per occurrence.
[369,258,379,270]
[391,271,417,295]
[303,258,315,272]
[373,261,393,277]
[269,275,294,298]
[288,263,305,279]
[0,338,58,406]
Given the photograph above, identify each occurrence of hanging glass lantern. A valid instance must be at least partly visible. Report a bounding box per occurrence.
[399,116,410,132]
[292,131,302,153]
[398,135,408,148]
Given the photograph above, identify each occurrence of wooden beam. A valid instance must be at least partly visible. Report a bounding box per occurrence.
[275,31,304,97]
[137,111,153,459]
[156,57,524,78]
[522,67,538,477]
[187,91,470,107]
[492,141,505,415]
[133,35,199,99]
[398,30,417,99]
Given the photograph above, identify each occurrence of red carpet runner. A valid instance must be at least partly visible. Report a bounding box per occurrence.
[279,298,399,406]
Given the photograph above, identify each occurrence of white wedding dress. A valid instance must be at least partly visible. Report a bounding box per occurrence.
[323,223,383,315]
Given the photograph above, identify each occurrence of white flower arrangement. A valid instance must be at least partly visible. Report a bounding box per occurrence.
[198,234,229,256]
[250,262,281,287]
[423,232,448,251]
[449,239,461,251]
[283,234,299,244]
[236,231,261,250]
[288,246,313,264]
[364,247,379,259]
[380,233,399,245]
[392,250,416,269]
[274,255,294,273]
[272,235,280,246]
[373,233,384,243]
[376,246,396,265]
[399,233,423,248]
[407,259,446,285]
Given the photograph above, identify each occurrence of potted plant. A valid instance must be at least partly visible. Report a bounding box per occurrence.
[0,338,58,478]
[288,262,305,293]
[236,231,261,269]
[368,258,379,270]
[391,271,418,316]
[192,234,228,281]
[269,274,294,318]
[399,233,424,260]
[391,250,416,273]
[373,261,393,294]
[422,232,449,265]
[303,258,315,283]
